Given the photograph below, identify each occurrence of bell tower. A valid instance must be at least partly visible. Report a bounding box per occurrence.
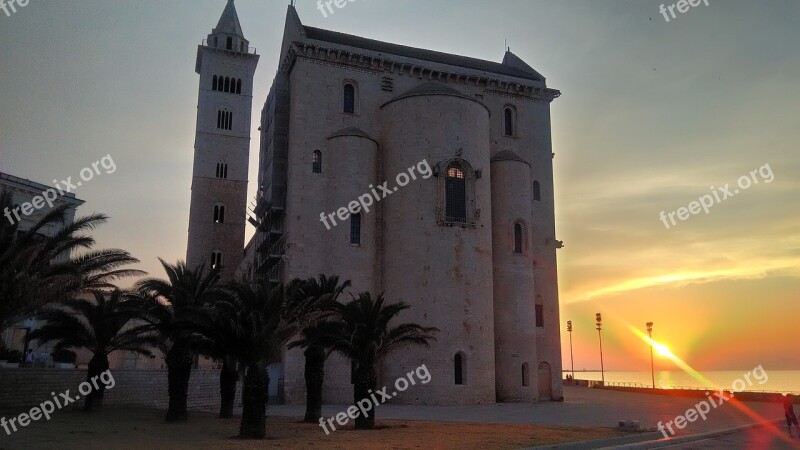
[186,0,259,280]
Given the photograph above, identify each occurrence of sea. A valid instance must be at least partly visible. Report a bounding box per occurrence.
[566,370,800,394]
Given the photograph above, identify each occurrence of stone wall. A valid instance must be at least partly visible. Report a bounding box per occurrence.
[0,369,239,412]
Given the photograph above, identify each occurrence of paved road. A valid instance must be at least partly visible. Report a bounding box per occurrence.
[261,386,783,435]
[661,426,800,449]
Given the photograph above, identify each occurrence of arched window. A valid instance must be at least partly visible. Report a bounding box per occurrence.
[213,205,225,223]
[350,213,361,245]
[312,150,322,174]
[522,363,530,387]
[504,106,516,136]
[216,162,228,179]
[533,181,541,201]
[210,251,222,270]
[454,352,465,385]
[212,75,218,91]
[445,166,467,223]
[514,222,523,254]
[236,79,242,95]
[343,83,356,114]
[224,77,230,93]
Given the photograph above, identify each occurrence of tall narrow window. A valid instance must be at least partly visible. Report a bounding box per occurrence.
[212,75,218,91]
[533,181,541,201]
[210,251,222,270]
[504,107,515,136]
[454,353,464,385]
[522,363,530,387]
[224,77,230,93]
[535,304,544,328]
[223,163,228,179]
[213,205,225,223]
[445,166,467,223]
[343,83,355,114]
[350,213,361,245]
[312,150,322,174]
[226,37,233,50]
[514,223,523,254]
[236,79,242,94]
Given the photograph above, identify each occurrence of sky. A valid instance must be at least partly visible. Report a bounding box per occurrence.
[1,0,798,373]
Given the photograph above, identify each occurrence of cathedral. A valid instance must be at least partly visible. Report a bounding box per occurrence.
[187,1,564,404]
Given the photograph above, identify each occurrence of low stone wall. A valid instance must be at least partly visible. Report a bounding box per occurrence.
[0,368,240,412]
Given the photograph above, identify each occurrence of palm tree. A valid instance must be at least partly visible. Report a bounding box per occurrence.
[135,259,223,422]
[0,189,144,332]
[26,289,160,411]
[287,275,351,423]
[217,280,300,438]
[324,292,438,429]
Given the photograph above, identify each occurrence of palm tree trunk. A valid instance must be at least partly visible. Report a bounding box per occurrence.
[303,345,325,423]
[353,362,377,430]
[165,342,194,422]
[219,355,238,418]
[83,354,109,412]
[239,361,267,438]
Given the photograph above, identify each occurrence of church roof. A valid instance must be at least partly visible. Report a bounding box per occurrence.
[214,0,245,38]
[303,26,545,82]
[491,150,528,164]
[327,127,377,143]
[383,82,489,111]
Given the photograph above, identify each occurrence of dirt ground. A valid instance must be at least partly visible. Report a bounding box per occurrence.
[0,407,623,449]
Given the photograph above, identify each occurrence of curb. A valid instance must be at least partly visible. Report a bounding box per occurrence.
[602,419,783,449]
[524,419,783,450]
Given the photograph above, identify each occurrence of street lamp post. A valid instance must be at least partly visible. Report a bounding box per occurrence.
[647,322,655,389]
[567,320,575,383]
[596,313,604,386]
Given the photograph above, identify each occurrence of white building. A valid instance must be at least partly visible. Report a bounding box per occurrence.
[190,2,565,405]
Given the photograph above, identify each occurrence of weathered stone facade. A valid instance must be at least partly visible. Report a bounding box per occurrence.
[234,4,563,405]
[186,0,259,281]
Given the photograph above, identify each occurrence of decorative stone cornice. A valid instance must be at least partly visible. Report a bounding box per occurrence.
[282,41,561,103]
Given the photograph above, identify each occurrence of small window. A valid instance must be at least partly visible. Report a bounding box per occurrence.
[212,75,218,91]
[213,205,225,223]
[533,181,541,201]
[350,213,361,245]
[504,107,515,136]
[217,110,232,131]
[210,251,223,270]
[514,223,523,254]
[343,83,355,114]
[236,79,242,95]
[522,363,530,387]
[215,162,228,179]
[226,37,233,50]
[535,304,544,328]
[445,166,467,223]
[224,77,230,93]
[454,353,464,385]
[312,150,322,174]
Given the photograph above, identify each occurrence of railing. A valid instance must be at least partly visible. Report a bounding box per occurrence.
[201,39,257,55]
[573,379,800,395]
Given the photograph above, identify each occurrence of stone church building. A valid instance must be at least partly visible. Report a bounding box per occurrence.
[187,1,564,404]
